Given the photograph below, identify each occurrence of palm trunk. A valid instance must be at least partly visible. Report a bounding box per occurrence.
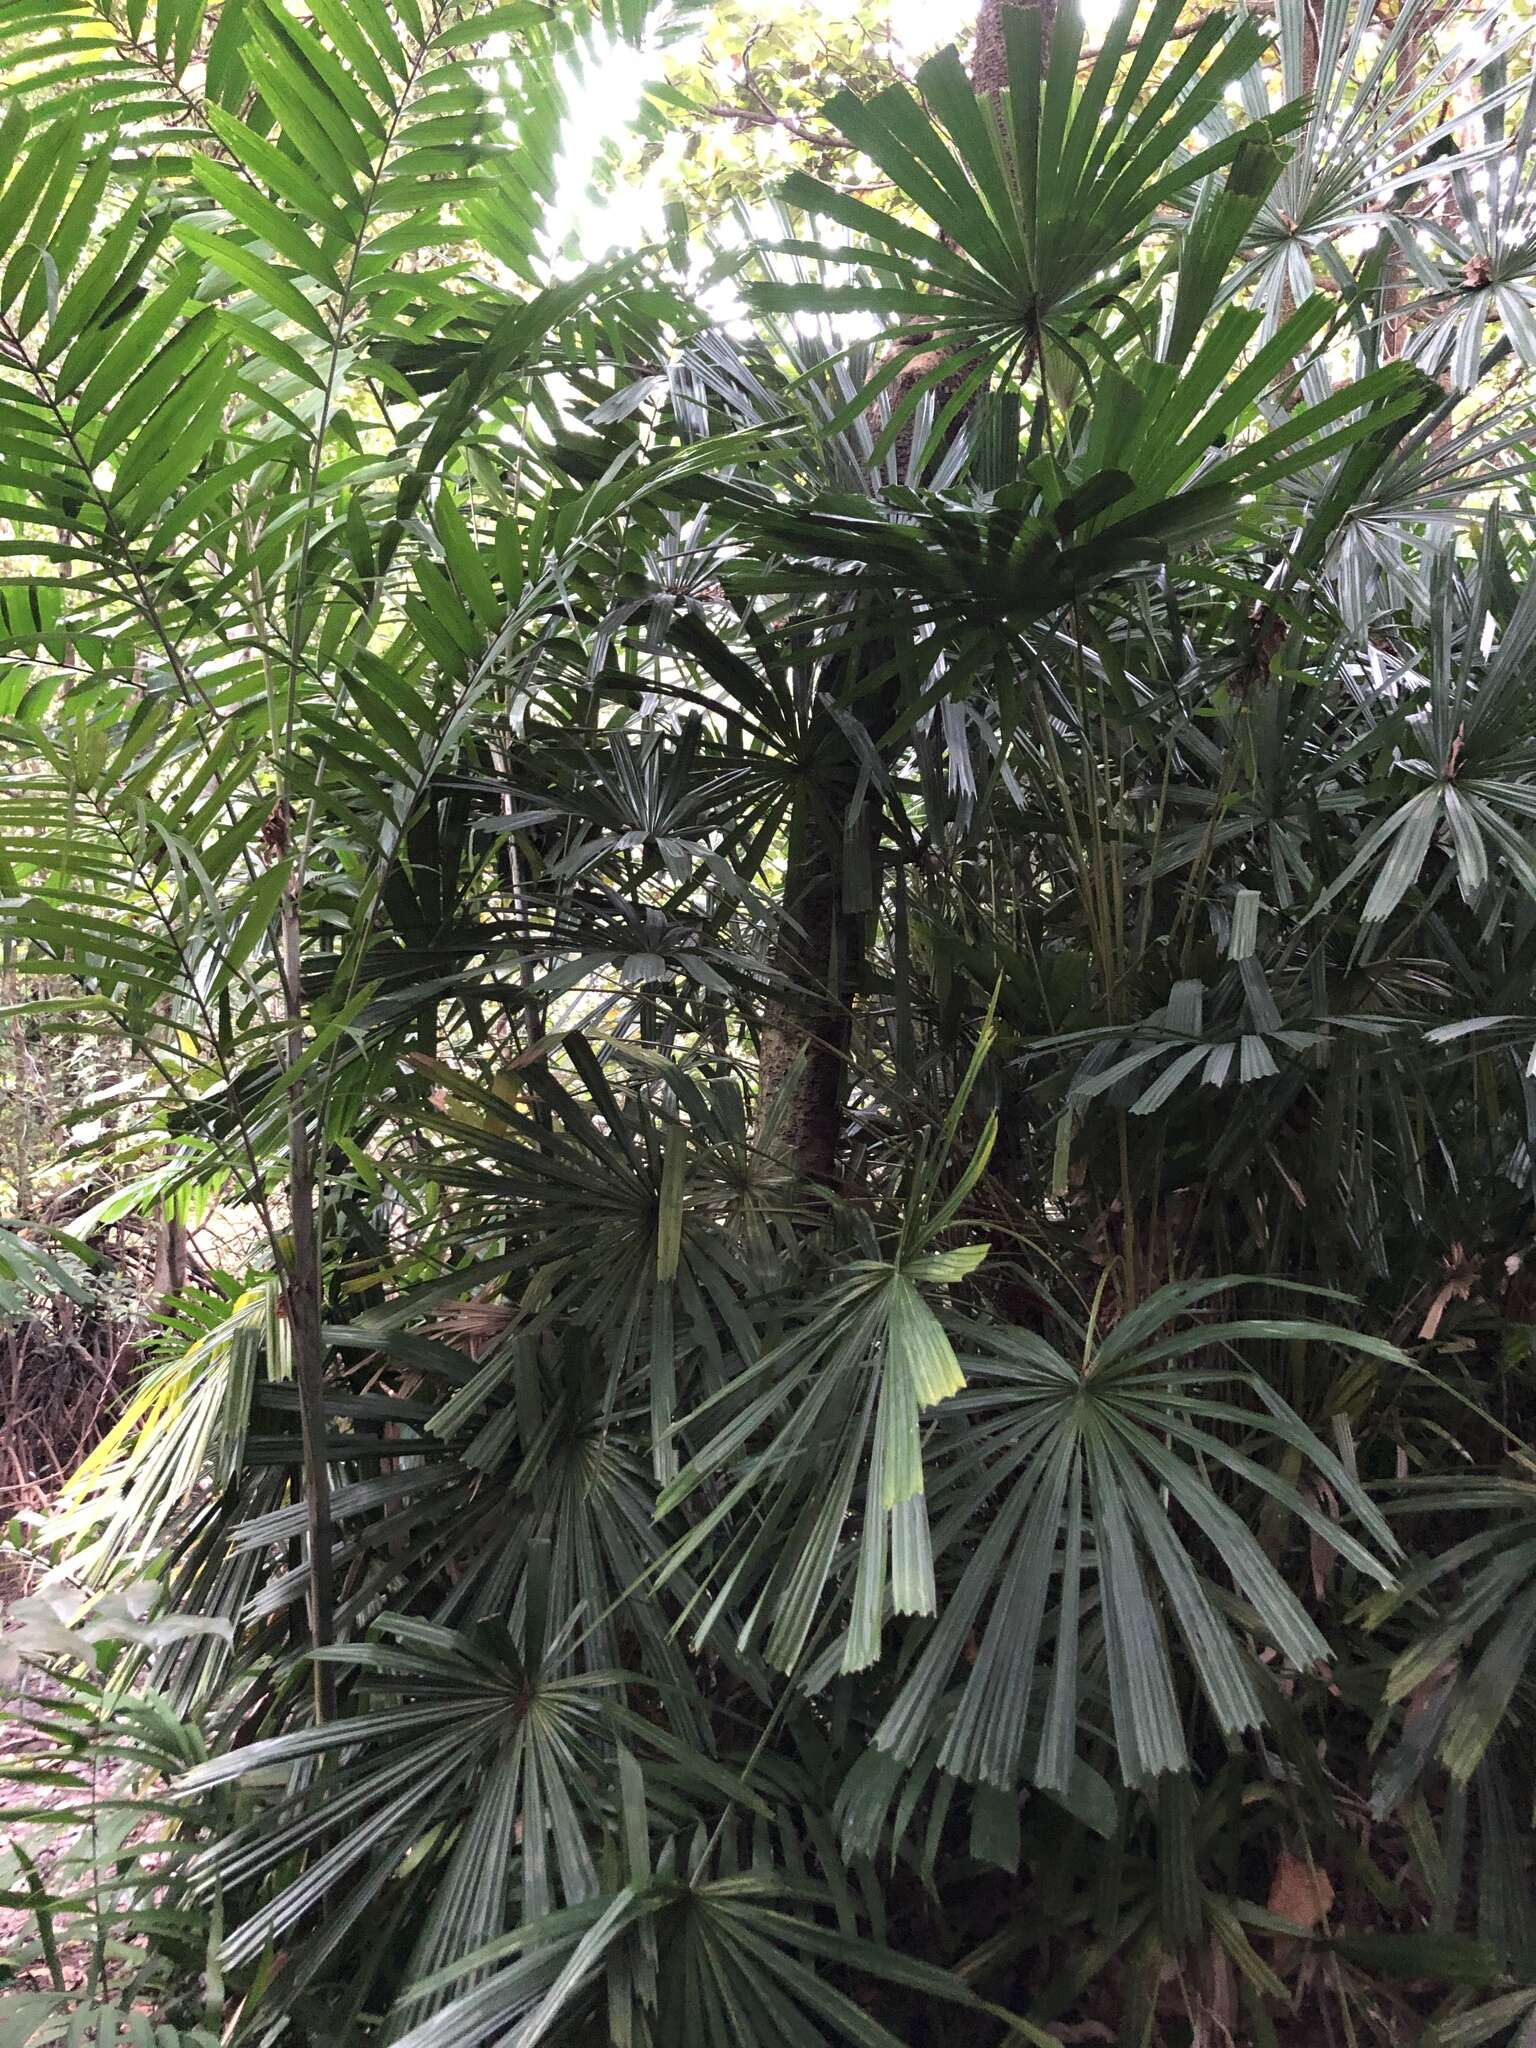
[281,877,337,1722]
[756,760,871,1186]
[153,1209,188,1308]
[971,0,1055,97]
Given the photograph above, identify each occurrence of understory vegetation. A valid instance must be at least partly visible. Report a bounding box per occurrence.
[4,0,1536,2039]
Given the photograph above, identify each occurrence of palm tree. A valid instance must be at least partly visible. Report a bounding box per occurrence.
[4,0,1536,2040]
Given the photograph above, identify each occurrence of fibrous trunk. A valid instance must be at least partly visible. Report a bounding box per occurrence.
[970,0,1056,97]
[756,720,876,1188]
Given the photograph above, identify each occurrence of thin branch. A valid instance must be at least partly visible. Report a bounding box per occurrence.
[702,99,854,153]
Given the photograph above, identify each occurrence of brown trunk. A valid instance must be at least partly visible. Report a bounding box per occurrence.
[153,1209,188,1307]
[1301,0,1320,91]
[756,741,874,1188]
[971,0,1056,99]
[281,877,337,1722]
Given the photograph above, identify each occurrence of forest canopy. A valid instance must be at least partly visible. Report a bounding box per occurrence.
[4,0,1536,2041]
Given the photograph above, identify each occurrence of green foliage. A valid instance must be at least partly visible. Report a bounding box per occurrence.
[0,1585,228,2038]
[3,0,1536,2041]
